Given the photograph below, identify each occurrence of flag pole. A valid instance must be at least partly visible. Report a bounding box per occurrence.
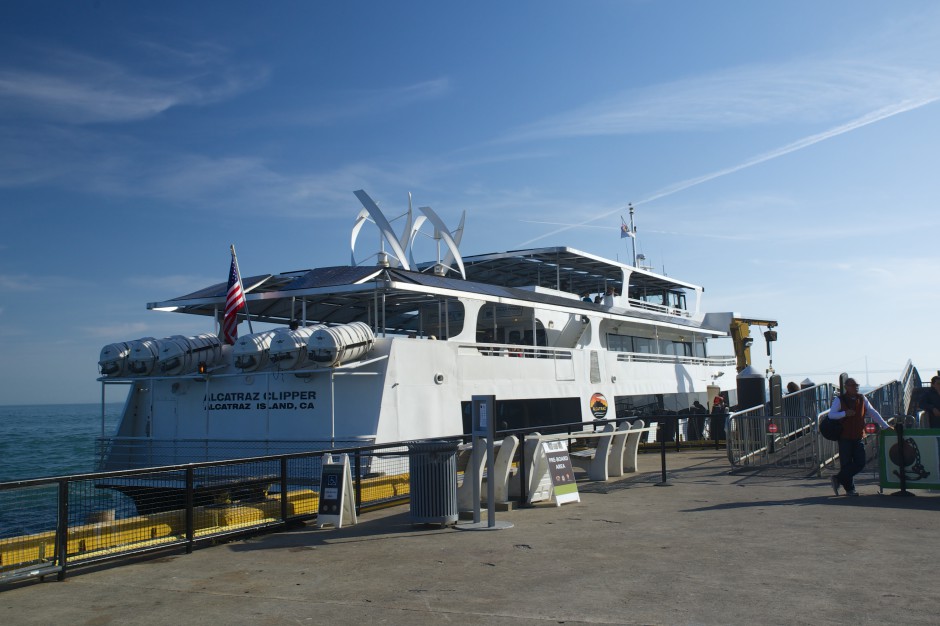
[230,244,254,334]
[628,203,637,268]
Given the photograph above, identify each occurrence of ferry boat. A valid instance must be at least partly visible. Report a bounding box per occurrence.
[96,190,773,474]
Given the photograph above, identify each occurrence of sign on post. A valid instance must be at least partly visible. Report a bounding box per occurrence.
[316,454,357,528]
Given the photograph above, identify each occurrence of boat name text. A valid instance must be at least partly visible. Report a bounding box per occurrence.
[203,390,317,411]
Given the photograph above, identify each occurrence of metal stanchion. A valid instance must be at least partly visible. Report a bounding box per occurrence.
[655,422,671,487]
[891,423,915,497]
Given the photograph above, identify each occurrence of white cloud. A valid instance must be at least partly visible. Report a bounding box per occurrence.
[503,59,940,142]
[0,44,267,124]
[0,274,38,291]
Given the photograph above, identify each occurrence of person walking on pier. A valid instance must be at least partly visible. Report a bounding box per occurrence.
[828,378,892,496]
[919,376,940,428]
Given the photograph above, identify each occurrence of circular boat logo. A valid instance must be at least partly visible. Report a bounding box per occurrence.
[590,393,608,418]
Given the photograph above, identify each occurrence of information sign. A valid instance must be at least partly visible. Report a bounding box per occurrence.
[316,454,357,528]
[542,440,579,505]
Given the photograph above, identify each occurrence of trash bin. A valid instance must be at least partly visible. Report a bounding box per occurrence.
[408,440,459,526]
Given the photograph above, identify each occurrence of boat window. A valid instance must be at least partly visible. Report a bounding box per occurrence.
[475,303,543,346]
[668,341,692,357]
[606,334,634,352]
[522,328,547,347]
[633,337,654,353]
[418,299,465,339]
[667,291,687,310]
[693,341,706,358]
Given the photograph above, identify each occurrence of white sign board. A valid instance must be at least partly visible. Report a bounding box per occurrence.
[316,454,357,529]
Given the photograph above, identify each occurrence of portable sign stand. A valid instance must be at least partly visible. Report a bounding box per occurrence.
[458,395,513,531]
[316,453,357,529]
[878,426,940,495]
[542,439,580,505]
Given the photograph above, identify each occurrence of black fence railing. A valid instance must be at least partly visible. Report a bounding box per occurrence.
[0,440,420,585]
[1,415,727,586]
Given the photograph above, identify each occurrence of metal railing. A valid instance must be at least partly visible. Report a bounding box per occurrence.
[0,441,413,585]
[727,365,923,474]
[615,353,737,367]
[2,414,670,586]
[95,438,371,471]
[727,414,819,472]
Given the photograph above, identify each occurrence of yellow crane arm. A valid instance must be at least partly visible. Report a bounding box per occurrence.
[730,318,778,373]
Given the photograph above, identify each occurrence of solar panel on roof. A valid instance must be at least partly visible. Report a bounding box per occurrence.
[170,274,273,301]
[282,266,382,290]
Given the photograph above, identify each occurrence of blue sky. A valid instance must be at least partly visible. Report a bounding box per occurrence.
[2,1,939,405]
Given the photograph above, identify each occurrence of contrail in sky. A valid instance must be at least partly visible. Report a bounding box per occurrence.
[518,96,940,246]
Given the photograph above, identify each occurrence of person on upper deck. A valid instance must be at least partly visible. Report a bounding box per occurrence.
[919,376,940,428]
[827,378,892,496]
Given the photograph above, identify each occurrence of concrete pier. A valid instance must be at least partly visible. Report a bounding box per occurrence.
[4,450,939,625]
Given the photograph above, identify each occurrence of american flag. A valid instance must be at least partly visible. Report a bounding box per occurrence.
[222,248,246,345]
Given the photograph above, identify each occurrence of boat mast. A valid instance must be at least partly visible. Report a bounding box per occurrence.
[627,202,637,267]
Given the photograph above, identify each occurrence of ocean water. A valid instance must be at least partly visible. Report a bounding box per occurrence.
[0,404,125,539]
[0,403,123,482]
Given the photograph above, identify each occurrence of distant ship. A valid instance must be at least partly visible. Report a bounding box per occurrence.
[97,190,773,476]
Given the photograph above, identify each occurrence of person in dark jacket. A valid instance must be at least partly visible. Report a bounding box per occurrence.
[827,378,892,496]
[919,376,940,428]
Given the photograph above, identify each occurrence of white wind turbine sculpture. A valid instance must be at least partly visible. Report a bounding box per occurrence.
[350,189,466,279]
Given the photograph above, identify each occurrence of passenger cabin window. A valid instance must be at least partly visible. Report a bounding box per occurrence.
[633,337,654,353]
[418,299,465,339]
[607,332,704,359]
[475,303,546,347]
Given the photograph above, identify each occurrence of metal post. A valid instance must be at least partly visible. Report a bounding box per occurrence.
[55,478,69,581]
[891,423,915,497]
[185,467,195,553]
[518,432,528,506]
[330,369,336,447]
[280,457,289,522]
[656,423,671,486]
[354,449,363,514]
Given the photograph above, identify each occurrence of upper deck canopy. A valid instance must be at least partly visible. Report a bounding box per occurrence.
[454,246,700,296]
[148,248,706,332]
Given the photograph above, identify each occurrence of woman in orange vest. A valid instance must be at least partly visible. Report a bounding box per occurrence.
[828,378,892,496]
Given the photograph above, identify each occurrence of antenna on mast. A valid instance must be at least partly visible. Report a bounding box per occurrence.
[621,203,637,267]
